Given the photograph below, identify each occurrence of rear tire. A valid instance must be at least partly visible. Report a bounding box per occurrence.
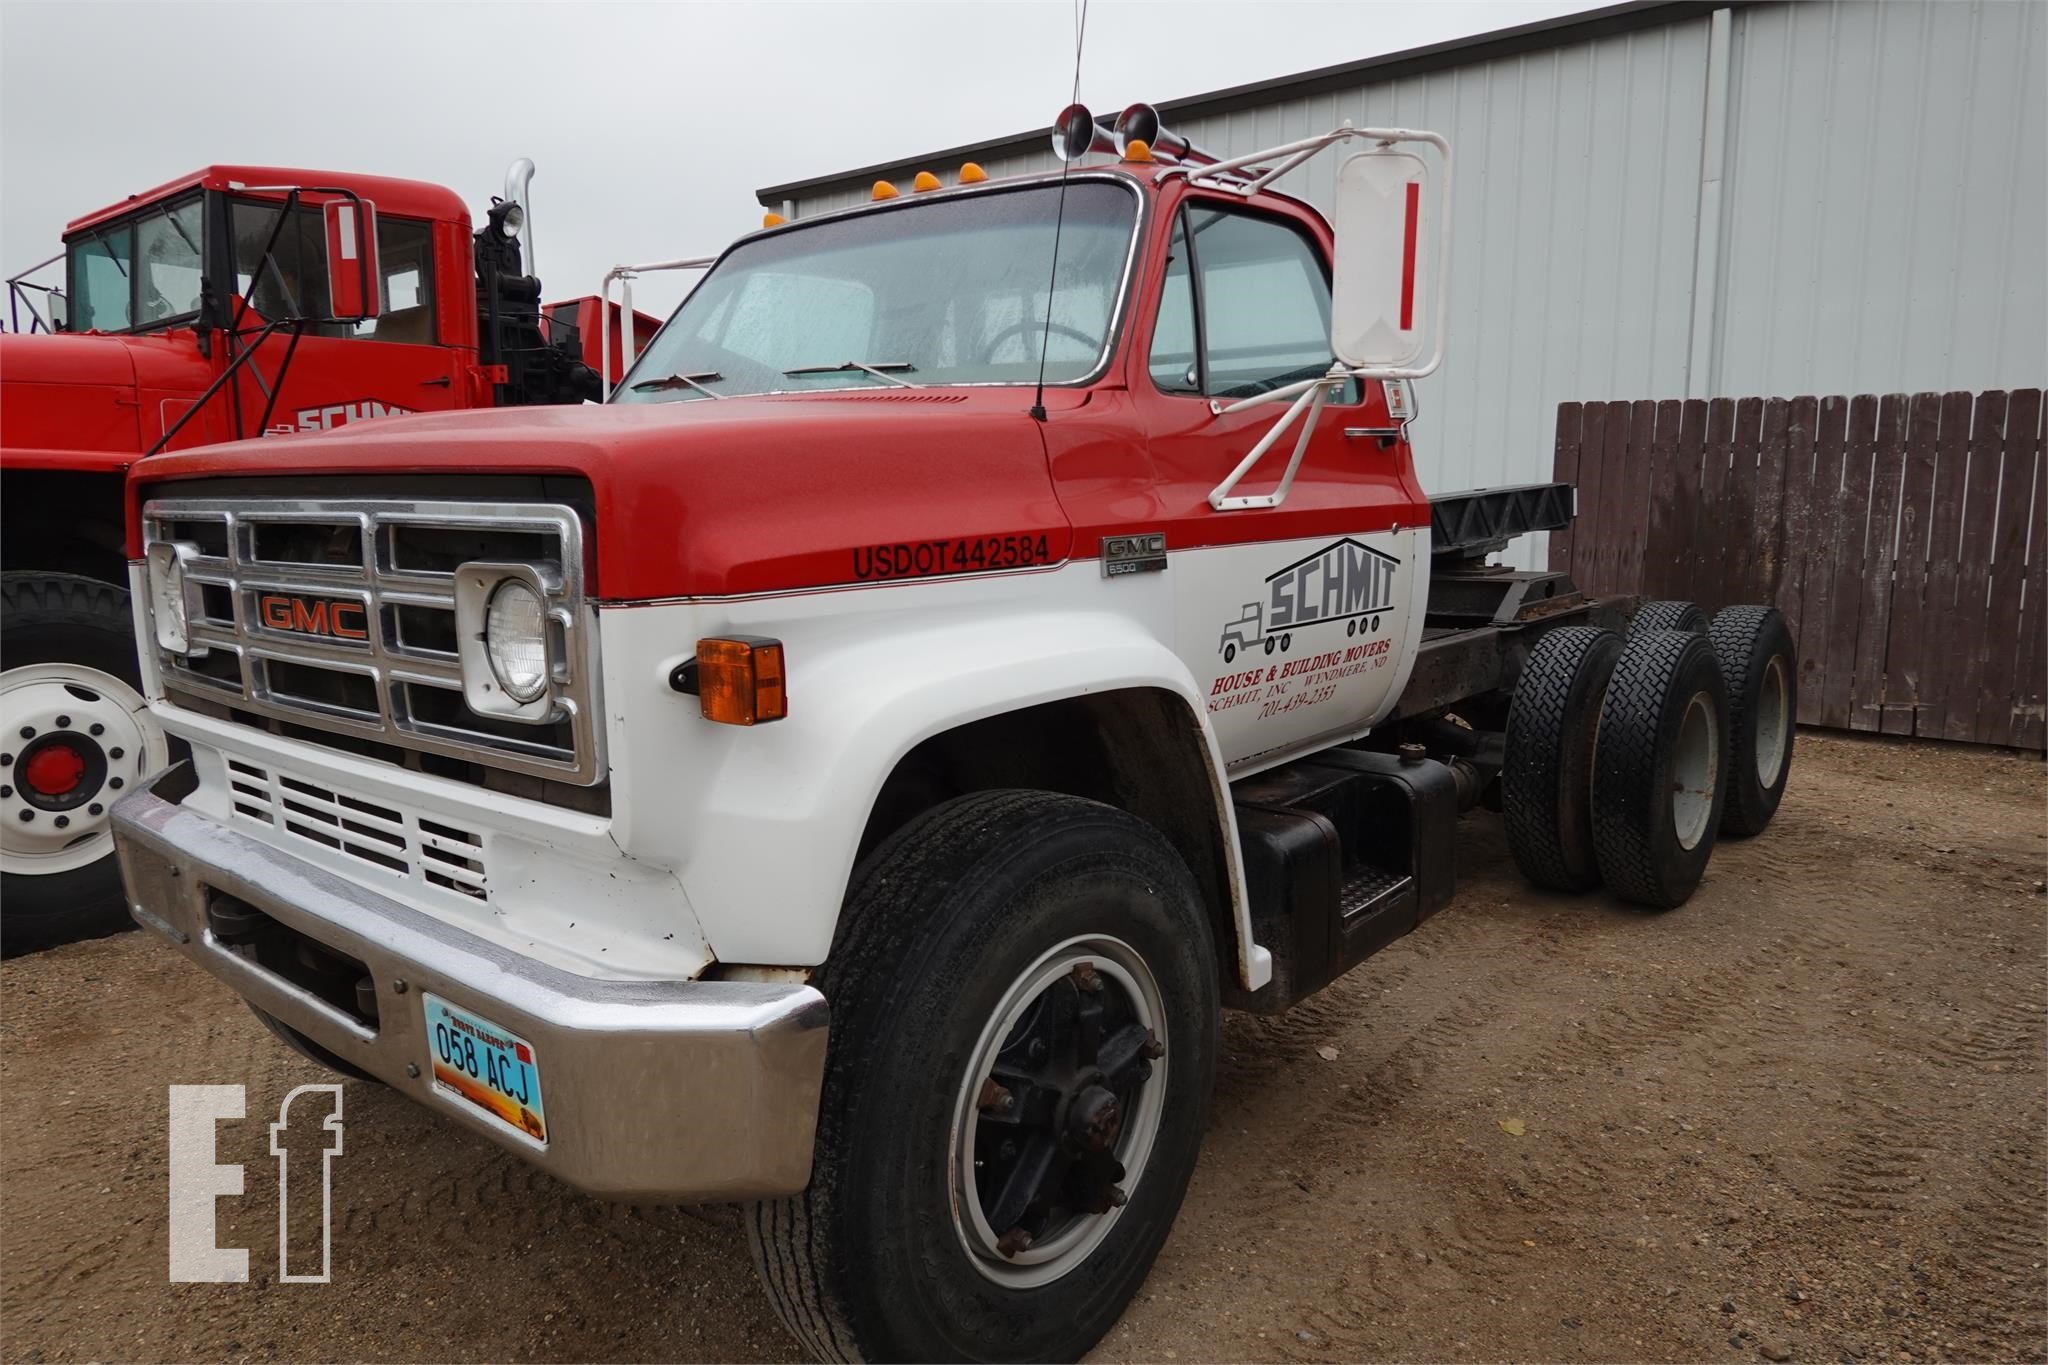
[1591,630,1730,909]
[1630,600,1710,636]
[1710,605,1798,836]
[1,572,169,957]
[1502,626,1623,891]
[746,790,1218,1363]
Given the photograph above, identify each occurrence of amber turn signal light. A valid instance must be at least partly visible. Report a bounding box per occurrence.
[676,636,786,725]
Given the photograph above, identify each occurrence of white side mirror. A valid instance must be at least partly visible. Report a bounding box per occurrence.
[46,290,67,331]
[1330,146,1446,376]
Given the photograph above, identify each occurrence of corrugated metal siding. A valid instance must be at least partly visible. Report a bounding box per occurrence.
[780,2,2046,560]
[1714,0,2047,396]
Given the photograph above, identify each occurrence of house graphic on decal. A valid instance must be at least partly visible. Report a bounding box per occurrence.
[1218,538,1401,661]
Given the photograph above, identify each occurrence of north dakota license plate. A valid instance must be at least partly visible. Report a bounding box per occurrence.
[423,993,547,1145]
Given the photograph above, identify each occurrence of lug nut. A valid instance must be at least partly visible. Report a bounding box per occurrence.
[17,810,32,822]
[1397,742,1428,764]
[0,786,10,800]
[1107,1184,1129,1208]
[109,777,123,790]
[53,815,68,829]
[1140,1031,1165,1060]
[109,747,124,760]
[977,1078,1014,1114]
[88,723,104,737]
[18,726,34,740]
[1072,962,1104,993]
[0,753,10,766]
[55,715,70,728]
[88,803,103,816]
[995,1227,1034,1258]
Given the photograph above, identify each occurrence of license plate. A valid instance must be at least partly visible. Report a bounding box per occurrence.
[422,994,547,1145]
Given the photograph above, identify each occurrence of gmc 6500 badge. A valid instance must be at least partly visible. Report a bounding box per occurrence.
[111,103,1799,1363]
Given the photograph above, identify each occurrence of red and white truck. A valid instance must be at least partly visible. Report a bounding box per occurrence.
[0,160,657,951]
[110,105,1799,1361]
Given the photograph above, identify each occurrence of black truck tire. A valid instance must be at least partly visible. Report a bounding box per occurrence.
[1502,626,1624,891]
[746,790,1218,1363]
[1710,605,1798,836]
[0,572,168,956]
[1630,599,1710,636]
[1590,629,1730,909]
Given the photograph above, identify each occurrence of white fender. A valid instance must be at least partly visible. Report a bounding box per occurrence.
[596,569,1272,989]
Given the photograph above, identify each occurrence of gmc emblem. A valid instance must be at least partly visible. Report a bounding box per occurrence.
[258,594,369,641]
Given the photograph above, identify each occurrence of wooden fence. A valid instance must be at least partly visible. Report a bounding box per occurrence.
[1550,389,2045,751]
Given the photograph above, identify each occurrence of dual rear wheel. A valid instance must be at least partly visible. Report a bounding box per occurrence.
[1502,602,1795,908]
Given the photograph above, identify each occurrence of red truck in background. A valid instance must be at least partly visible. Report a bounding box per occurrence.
[0,160,657,953]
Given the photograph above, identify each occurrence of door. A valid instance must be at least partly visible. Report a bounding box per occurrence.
[224,199,468,438]
[1133,191,1431,772]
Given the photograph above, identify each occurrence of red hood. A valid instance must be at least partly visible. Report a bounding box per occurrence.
[1,330,214,470]
[132,388,1085,599]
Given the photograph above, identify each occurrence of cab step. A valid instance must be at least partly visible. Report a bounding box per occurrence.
[1225,748,1458,1014]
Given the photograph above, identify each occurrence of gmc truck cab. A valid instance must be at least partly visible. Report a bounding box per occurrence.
[112,106,1799,1361]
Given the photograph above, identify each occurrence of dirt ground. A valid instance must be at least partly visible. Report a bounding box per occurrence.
[2,732,2042,1364]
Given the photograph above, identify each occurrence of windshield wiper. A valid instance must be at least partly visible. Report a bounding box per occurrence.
[781,360,919,388]
[629,370,727,400]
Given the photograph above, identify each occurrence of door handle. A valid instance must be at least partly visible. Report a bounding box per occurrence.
[420,376,452,388]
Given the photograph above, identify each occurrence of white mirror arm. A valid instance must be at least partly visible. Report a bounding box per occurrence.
[1169,125,1450,197]
[599,255,716,401]
[1208,372,1338,511]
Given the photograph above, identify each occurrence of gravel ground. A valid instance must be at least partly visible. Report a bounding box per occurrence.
[2,731,2042,1363]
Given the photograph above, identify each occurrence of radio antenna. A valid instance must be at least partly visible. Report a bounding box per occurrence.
[1030,0,1089,423]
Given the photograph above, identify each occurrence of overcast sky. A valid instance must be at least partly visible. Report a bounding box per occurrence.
[2,0,1594,315]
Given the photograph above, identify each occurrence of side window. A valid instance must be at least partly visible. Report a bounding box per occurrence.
[135,200,204,325]
[71,226,134,332]
[1150,203,1355,403]
[352,217,436,344]
[232,200,331,325]
[1148,212,1199,393]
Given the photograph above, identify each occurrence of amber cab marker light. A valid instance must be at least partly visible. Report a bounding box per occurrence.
[912,170,941,192]
[958,162,989,183]
[871,180,900,201]
[1122,138,1154,163]
[687,636,787,725]
[763,211,787,228]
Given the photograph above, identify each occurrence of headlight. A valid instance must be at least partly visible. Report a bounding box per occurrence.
[145,540,200,655]
[454,563,560,723]
[484,579,548,702]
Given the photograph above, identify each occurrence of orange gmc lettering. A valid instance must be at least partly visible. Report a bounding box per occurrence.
[257,595,367,640]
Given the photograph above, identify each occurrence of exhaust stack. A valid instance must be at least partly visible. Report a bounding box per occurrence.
[502,158,536,275]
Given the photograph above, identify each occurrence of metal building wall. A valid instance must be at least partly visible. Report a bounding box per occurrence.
[1713,0,2047,397]
[776,2,2046,549]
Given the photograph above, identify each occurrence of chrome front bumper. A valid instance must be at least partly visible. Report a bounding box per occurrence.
[112,768,829,1201]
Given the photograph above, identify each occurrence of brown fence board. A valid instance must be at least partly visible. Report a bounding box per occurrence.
[1553,387,2045,751]
[1754,397,1792,602]
[1695,398,1736,613]
[1795,396,1850,723]
[1824,394,1881,731]
[1879,393,1945,736]
[1549,403,1584,574]
[1644,399,1691,599]
[1939,391,2007,742]
[2010,398,2047,752]
[1975,391,2038,745]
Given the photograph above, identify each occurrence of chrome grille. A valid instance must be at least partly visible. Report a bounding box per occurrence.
[144,496,602,784]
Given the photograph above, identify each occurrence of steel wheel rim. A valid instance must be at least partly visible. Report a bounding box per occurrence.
[949,933,1168,1289]
[1672,691,1719,851]
[0,663,165,876]
[1755,654,1789,788]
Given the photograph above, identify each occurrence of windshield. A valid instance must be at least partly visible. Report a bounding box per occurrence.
[67,195,204,333]
[616,180,1137,402]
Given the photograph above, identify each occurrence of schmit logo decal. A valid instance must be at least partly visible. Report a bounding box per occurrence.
[265,400,415,437]
[258,594,369,641]
[1267,537,1399,629]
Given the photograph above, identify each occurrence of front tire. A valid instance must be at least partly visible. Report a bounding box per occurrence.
[1,573,169,956]
[747,790,1219,1363]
